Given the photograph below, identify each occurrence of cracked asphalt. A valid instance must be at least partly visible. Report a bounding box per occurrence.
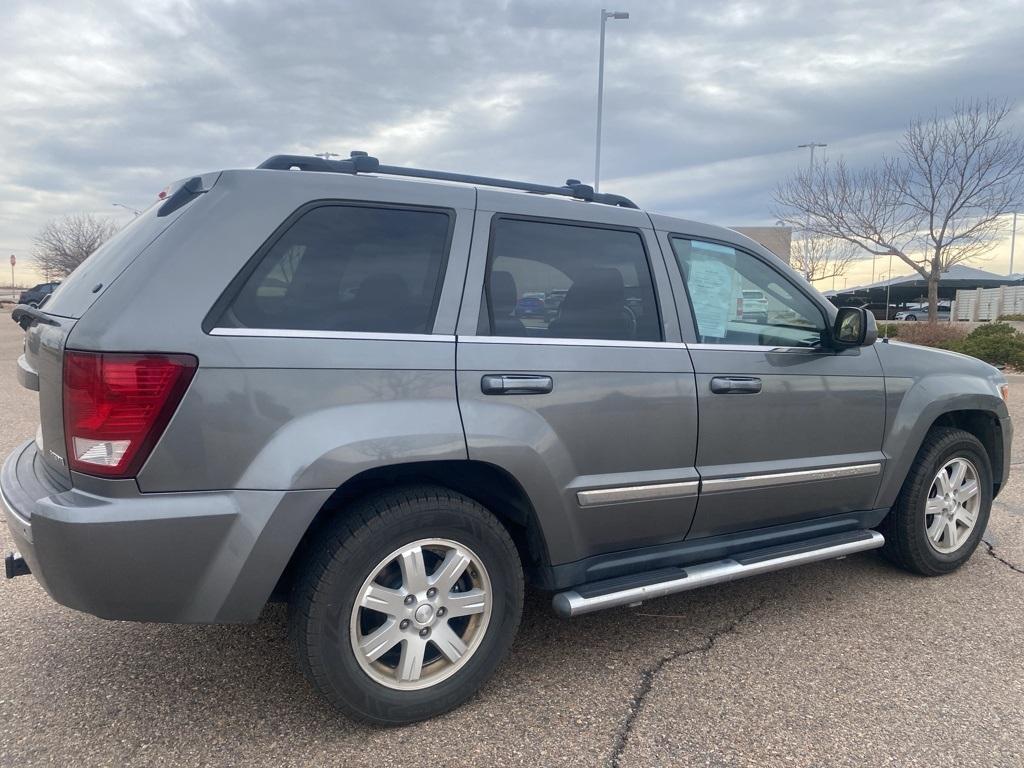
[1,319,1022,767]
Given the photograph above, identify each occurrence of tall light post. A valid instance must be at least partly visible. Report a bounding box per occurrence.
[1010,211,1018,276]
[112,202,140,216]
[315,151,340,161]
[797,141,827,177]
[594,9,629,192]
[795,142,827,270]
[885,252,894,320]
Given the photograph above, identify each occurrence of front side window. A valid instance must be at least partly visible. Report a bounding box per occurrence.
[483,218,662,342]
[223,205,451,333]
[670,238,826,348]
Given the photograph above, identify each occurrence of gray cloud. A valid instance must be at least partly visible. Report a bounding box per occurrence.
[1,0,1022,269]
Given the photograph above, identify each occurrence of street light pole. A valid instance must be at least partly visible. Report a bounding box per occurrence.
[1010,211,1018,276]
[112,202,141,216]
[885,252,894,320]
[315,152,340,161]
[797,142,827,178]
[594,9,629,193]
[795,142,827,260]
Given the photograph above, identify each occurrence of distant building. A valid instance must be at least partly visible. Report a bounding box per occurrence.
[731,226,792,263]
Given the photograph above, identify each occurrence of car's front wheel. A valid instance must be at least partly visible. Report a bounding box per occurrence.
[289,485,524,725]
[880,427,992,575]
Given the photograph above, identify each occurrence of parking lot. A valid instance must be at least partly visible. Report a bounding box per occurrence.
[1,318,1022,767]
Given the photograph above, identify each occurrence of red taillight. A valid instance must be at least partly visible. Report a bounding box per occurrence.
[62,351,197,478]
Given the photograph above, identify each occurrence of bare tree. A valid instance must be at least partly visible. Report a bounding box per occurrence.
[790,233,859,284]
[32,214,119,278]
[775,99,1024,320]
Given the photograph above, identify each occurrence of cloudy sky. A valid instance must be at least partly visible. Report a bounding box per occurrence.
[1,0,1022,286]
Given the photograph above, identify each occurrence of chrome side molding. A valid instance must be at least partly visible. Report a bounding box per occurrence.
[576,463,881,507]
[552,530,885,618]
[701,462,881,494]
[576,480,699,508]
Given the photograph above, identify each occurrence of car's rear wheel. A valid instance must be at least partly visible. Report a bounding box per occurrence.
[880,427,992,575]
[288,485,523,725]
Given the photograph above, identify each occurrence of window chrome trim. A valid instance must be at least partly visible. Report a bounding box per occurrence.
[577,480,699,507]
[687,343,825,353]
[701,462,882,493]
[209,328,454,342]
[459,335,688,350]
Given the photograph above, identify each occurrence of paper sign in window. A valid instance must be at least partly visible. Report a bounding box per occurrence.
[686,257,733,339]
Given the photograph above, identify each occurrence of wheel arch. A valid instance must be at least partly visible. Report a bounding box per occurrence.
[878,398,1007,511]
[274,460,550,599]
[929,409,1005,495]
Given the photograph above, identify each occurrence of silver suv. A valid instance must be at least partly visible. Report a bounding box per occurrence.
[3,153,1012,724]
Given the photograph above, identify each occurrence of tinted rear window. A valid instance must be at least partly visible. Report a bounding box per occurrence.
[481,218,662,342]
[221,205,452,333]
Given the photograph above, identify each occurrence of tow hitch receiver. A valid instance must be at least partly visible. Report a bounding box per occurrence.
[4,552,30,579]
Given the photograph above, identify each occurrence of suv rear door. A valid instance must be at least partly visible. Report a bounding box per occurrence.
[657,222,886,538]
[455,192,699,566]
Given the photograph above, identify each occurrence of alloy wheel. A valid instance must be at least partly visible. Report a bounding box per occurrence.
[349,538,492,691]
[925,457,981,554]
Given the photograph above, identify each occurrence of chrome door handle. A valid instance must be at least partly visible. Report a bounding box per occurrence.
[481,374,554,395]
[710,376,761,394]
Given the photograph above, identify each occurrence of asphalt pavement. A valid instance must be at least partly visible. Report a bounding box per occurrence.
[1,319,1022,767]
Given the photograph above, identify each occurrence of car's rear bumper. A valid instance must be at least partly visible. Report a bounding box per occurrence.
[2,439,330,623]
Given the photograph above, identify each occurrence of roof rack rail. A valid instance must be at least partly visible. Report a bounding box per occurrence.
[256,151,639,209]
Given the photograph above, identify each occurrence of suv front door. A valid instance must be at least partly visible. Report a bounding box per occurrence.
[659,226,886,538]
[455,192,698,566]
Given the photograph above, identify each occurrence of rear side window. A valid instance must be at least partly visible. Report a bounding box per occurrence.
[482,218,662,342]
[221,205,452,333]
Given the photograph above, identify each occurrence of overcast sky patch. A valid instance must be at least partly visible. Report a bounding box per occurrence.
[0,0,1021,278]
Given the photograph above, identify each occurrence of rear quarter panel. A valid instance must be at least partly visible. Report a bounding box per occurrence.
[139,345,465,491]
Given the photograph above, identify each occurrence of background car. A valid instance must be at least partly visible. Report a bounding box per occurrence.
[896,302,951,321]
[17,282,59,307]
[514,292,547,318]
[740,289,769,323]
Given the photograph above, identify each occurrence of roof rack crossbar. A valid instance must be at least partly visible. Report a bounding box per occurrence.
[256,153,639,209]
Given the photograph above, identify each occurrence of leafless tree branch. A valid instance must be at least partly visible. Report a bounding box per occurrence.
[32,214,120,278]
[790,234,860,284]
[774,98,1024,320]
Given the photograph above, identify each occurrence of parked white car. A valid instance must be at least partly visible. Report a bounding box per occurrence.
[896,303,951,321]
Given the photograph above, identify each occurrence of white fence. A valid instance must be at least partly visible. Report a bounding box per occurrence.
[954,285,1024,321]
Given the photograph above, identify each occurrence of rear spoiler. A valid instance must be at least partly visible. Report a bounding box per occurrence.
[157,174,218,217]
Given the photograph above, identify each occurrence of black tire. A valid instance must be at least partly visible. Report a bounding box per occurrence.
[880,427,992,576]
[905,314,917,321]
[288,484,524,725]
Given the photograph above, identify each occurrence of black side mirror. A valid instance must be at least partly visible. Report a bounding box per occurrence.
[832,307,877,348]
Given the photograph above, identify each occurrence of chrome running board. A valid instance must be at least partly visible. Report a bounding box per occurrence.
[552,529,884,618]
